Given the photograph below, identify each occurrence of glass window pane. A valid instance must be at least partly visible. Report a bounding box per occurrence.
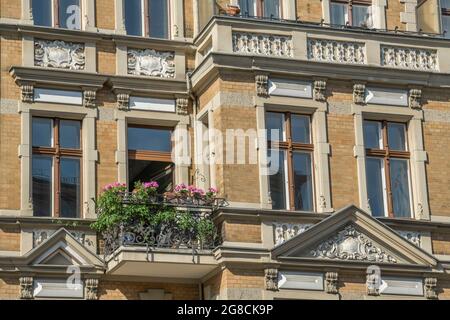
[390,159,412,218]
[363,121,382,149]
[268,149,288,209]
[330,3,347,25]
[441,0,450,8]
[128,159,174,192]
[265,112,285,141]
[239,0,256,16]
[442,15,450,38]
[149,0,169,38]
[293,152,313,211]
[264,0,280,18]
[387,123,406,151]
[32,155,52,217]
[125,0,143,36]
[60,158,81,218]
[352,5,371,27]
[291,115,310,144]
[127,127,172,152]
[32,118,53,147]
[33,0,52,27]
[59,0,81,30]
[366,157,386,217]
[60,120,81,149]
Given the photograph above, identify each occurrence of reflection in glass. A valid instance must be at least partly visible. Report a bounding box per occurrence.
[125,0,143,36]
[149,0,169,38]
[293,152,313,211]
[291,115,310,144]
[32,118,53,147]
[60,120,81,149]
[363,121,382,149]
[264,0,280,18]
[59,0,81,30]
[127,127,172,152]
[60,158,81,218]
[32,155,52,217]
[443,15,450,39]
[268,149,287,209]
[128,159,174,192]
[390,159,411,218]
[330,3,347,25]
[265,112,285,141]
[33,0,52,27]
[366,157,385,217]
[387,123,406,151]
[352,5,371,27]
[239,0,256,16]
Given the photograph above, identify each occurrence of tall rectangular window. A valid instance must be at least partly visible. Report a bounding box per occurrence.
[239,0,281,18]
[363,120,412,218]
[125,0,170,39]
[441,0,450,38]
[32,118,82,217]
[127,126,174,192]
[266,112,314,211]
[330,0,372,27]
[32,0,81,30]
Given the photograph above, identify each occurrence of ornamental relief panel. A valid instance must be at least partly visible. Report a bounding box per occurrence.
[307,39,365,64]
[33,229,90,248]
[232,32,293,57]
[127,48,175,78]
[34,39,85,70]
[381,46,438,71]
[398,231,421,247]
[274,223,313,245]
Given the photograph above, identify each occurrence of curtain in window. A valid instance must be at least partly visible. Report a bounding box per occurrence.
[239,0,257,16]
[390,159,411,217]
[293,152,313,211]
[264,0,280,18]
[352,5,372,28]
[366,158,385,217]
[268,149,288,210]
[330,3,347,25]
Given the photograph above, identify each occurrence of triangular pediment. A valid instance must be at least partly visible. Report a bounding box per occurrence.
[272,205,437,267]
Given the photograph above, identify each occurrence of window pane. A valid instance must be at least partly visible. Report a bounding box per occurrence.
[264,0,280,18]
[363,121,382,149]
[60,120,81,149]
[60,158,81,218]
[32,118,53,147]
[390,159,412,218]
[149,0,169,38]
[125,0,143,36]
[128,159,174,192]
[442,15,450,38]
[59,0,81,30]
[366,157,386,217]
[268,149,288,209]
[330,3,347,25]
[441,0,450,8]
[239,0,256,16]
[32,155,52,217]
[266,112,285,141]
[352,5,371,28]
[291,115,310,144]
[293,152,313,211]
[127,127,172,152]
[33,0,52,27]
[387,123,407,151]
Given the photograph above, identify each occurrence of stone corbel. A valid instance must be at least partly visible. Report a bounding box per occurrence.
[424,277,438,299]
[83,88,97,108]
[19,276,34,299]
[264,268,279,291]
[366,268,380,296]
[20,83,34,103]
[115,91,130,110]
[325,272,339,294]
[313,80,327,102]
[353,83,366,105]
[409,88,422,109]
[255,74,269,97]
[85,278,99,300]
[176,98,189,115]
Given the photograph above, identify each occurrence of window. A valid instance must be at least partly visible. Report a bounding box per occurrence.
[330,0,372,27]
[441,0,450,38]
[32,0,81,30]
[127,126,174,192]
[124,0,170,38]
[32,118,82,218]
[239,0,281,18]
[363,120,412,218]
[266,112,314,211]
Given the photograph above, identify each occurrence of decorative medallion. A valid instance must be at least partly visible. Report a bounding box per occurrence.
[34,39,85,70]
[127,48,175,78]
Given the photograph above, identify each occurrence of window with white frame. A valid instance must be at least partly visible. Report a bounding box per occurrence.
[330,0,373,27]
[124,0,170,38]
[32,0,81,30]
[239,0,281,18]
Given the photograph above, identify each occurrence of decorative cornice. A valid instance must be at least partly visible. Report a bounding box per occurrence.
[107,75,187,98]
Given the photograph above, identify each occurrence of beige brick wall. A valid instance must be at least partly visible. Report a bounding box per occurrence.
[96,119,118,195]
[222,221,262,243]
[386,0,405,31]
[184,0,194,38]
[0,0,21,19]
[0,226,20,252]
[97,41,116,75]
[432,233,450,255]
[296,0,322,22]
[95,0,115,30]
[437,279,450,300]
[222,268,265,289]
[1,34,21,100]
[0,278,19,300]
[98,281,199,299]
[338,273,367,300]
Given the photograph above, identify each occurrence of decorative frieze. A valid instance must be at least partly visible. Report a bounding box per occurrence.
[176,98,189,115]
[424,277,438,299]
[274,223,312,245]
[232,32,293,57]
[264,268,279,291]
[21,84,34,103]
[398,231,421,247]
[85,279,99,300]
[353,83,366,104]
[325,272,339,294]
[83,90,96,108]
[307,39,365,64]
[308,224,397,263]
[117,93,130,110]
[381,46,438,71]
[127,48,175,78]
[313,80,327,102]
[255,75,269,97]
[408,88,422,109]
[34,39,85,70]
[33,229,86,247]
[19,277,34,299]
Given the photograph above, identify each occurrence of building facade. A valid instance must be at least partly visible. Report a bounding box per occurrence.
[1,0,450,300]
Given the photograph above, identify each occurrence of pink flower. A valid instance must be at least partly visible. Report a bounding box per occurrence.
[174,183,188,193]
[208,187,218,194]
[143,181,159,189]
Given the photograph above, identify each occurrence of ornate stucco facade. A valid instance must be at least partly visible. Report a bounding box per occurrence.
[1,0,450,300]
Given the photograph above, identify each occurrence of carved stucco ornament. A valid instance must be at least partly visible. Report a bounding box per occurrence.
[353,83,366,104]
[127,48,175,78]
[381,46,438,71]
[308,224,398,263]
[408,88,422,109]
[19,277,34,299]
[176,98,189,115]
[85,279,99,300]
[116,93,130,110]
[34,39,85,70]
[83,90,97,108]
[313,80,327,102]
[308,39,365,64]
[325,272,339,294]
[424,277,438,299]
[21,84,34,103]
[274,223,312,245]
[232,32,293,57]
[255,75,269,97]
[264,268,279,291]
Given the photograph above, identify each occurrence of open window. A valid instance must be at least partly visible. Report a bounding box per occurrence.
[32,0,81,30]
[124,0,170,38]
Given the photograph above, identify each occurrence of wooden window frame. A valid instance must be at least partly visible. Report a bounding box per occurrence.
[364,120,411,218]
[32,118,83,217]
[267,112,315,210]
[142,0,171,38]
[32,0,82,28]
[331,0,371,26]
